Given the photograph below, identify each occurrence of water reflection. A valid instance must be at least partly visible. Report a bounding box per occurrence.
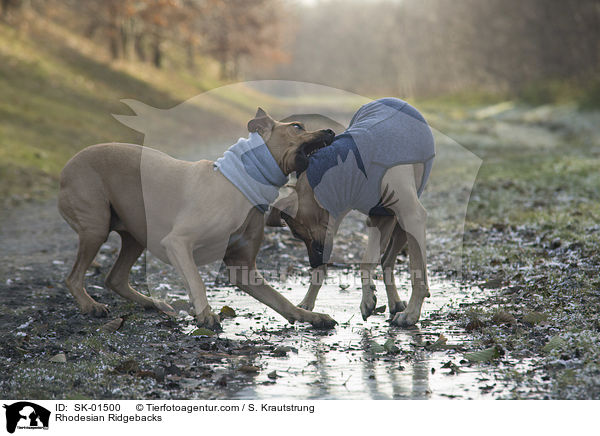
[174,272,490,400]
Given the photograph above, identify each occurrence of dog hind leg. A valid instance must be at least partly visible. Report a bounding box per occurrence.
[65,231,110,317]
[381,223,408,316]
[105,231,174,314]
[359,216,397,320]
[380,165,429,327]
[58,181,111,317]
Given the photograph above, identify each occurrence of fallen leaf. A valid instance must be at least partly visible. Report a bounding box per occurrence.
[441,361,462,374]
[189,328,216,337]
[426,334,448,350]
[219,305,236,319]
[491,311,517,326]
[373,305,387,314]
[464,345,503,362]
[370,341,386,354]
[112,359,140,374]
[238,365,260,374]
[479,278,503,289]
[542,336,566,353]
[272,346,291,357]
[383,338,400,354]
[523,312,548,325]
[100,317,124,333]
[49,353,66,363]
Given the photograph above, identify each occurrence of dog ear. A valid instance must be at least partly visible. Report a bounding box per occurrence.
[248,107,274,142]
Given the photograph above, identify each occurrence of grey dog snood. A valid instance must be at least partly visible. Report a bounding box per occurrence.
[214,132,287,213]
[306,98,435,220]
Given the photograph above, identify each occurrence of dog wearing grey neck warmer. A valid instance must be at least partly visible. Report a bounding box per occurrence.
[58,108,336,330]
[268,98,435,327]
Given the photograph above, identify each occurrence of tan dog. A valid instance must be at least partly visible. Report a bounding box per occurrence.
[267,106,433,327]
[58,108,336,330]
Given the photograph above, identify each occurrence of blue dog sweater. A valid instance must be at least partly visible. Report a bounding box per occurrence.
[306,98,435,220]
[214,132,287,213]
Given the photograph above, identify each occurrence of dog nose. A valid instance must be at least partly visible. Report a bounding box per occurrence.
[325,129,335,136]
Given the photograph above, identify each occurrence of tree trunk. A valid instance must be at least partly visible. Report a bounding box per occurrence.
[107,2,120,59]
[186,39,196,71]
[134,32,146,62]
[152,34,162,68]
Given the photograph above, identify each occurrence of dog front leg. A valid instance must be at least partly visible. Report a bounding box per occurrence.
[359,223,381,320]
[161,234,221,330]
[297,264,328,311]
[227,263,337,329]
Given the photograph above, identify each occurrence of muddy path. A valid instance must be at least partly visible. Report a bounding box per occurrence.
[0,197,518,400]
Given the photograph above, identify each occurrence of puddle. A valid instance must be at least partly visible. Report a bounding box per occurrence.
[167,270,519,400]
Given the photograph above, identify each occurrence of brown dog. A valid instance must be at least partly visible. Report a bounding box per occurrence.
[58,108,336,330]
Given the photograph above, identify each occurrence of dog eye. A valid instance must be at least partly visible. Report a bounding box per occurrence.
[293,124,304,131]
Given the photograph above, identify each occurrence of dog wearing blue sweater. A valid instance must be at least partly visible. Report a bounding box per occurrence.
[270,98,435,327]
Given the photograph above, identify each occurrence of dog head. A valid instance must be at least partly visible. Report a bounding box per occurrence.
[247,108,335,175]
[270,172,331,268]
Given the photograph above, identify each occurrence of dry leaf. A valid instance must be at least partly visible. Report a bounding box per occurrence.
[383,338,400,354]
[464,345,503,362]
[219,306,236,319]
[479,278,503,289]
[100,317,124,333]
[190,328,216,336]
[427,334,448,350]
[523,312,548,325]
[370,341,386,354]
[49,353,66,363]
[238,365,260,374]
[491,311,517,326]
[112,359,140,374]
[542,336,566,353]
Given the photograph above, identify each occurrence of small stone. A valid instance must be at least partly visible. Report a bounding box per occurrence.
[238,365,260,374]
[267,370,278,380]
[216,375,227,387]
[272,346,291,357]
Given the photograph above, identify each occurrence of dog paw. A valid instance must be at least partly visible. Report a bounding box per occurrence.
[82,302,109,318]
[390,310,420,327]
[360,287,377,320]
[389,300,407,316]
[153,299,177,317]
[195,307,222,331]
[309,312,338,329]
